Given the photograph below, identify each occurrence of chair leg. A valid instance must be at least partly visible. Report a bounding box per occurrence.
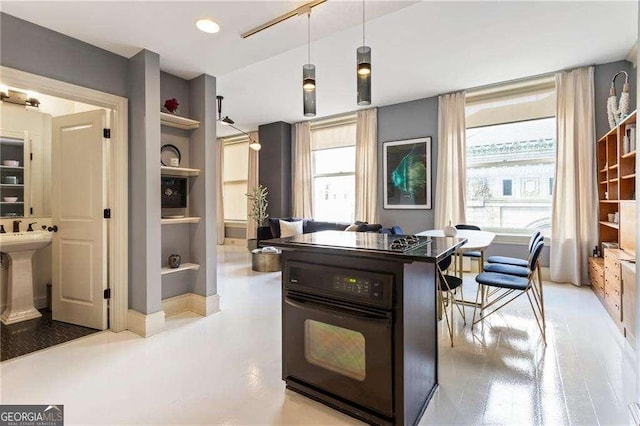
[472,283,482,327]
[459,285,467,325]
[537,264,546,334]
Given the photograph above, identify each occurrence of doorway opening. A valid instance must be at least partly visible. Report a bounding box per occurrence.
[0,67,128,360]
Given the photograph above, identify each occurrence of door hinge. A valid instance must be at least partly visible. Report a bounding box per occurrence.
[104,208,111,219]
[104,288,111,299]
[103,128,111,138]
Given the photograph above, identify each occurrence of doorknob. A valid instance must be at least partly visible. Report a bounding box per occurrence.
[48,225,58,232]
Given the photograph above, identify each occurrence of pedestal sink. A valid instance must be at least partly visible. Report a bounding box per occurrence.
[0,231,52,325]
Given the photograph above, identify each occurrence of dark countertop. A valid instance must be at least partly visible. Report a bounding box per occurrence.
[262,230,466,263]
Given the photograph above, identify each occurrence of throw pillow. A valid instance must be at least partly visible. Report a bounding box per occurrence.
[280,219,303,238]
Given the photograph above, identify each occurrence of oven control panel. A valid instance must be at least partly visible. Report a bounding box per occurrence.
[333,275,383,300]
[286,261,393,309]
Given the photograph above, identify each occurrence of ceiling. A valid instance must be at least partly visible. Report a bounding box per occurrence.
[1,1,638,137]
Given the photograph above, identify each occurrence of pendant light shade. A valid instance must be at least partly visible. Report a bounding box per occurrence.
[357,46,371,106]
[356,0,371,106]
[302,12,316,117]
[303,64,316,117]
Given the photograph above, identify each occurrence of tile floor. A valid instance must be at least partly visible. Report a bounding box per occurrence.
[0,309,99,361]
[0,245,636,425]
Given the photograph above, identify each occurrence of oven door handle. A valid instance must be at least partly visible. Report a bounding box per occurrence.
[285,294,391,325]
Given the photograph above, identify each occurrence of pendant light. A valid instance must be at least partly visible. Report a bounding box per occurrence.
[357,0,371,106]
[303,11,316,117]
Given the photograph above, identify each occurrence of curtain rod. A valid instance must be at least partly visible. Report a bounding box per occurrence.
[445,63,599,98]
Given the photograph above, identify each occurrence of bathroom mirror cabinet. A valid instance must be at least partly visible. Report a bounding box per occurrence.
[0,103,52,219]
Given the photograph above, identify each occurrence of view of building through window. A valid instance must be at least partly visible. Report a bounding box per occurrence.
[312,146,356,223]
[465,117,556,233]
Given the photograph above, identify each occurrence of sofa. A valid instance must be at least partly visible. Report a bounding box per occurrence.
[264,217,385,239]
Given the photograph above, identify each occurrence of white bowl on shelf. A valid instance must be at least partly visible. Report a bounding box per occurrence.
[2,160,19,167]
[3,197,18,203]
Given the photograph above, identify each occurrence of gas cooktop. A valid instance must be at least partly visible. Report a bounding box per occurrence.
[283,230,432,253]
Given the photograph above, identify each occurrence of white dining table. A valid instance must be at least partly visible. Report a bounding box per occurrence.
[417,229,496,272]
[417,229,496,310]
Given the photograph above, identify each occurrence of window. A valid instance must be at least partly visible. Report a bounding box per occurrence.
[465,81,556,233]
[502,179,513,196]
[223,141,249,221]
[311,119,356,223]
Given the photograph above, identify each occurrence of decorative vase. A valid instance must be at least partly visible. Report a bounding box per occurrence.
[168,253,182,269]
[443,221,457,237]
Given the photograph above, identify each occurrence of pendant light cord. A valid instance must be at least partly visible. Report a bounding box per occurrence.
[362,0,365,46]
[307,12,311,65]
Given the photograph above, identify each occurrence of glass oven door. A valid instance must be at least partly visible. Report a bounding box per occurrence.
[283,291,393,418]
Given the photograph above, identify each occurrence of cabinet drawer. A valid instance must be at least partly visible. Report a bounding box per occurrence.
[605,273,621,292]
[604,290,622,321]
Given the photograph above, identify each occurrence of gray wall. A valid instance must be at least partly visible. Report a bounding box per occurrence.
[129,50,162,314]
[0,13,129,97]
[594,60,637,139]
[188,74,218,298]
[160,71,190,118]
[377,97,439,234]
[225,225,247,240]
[259,121,292,218]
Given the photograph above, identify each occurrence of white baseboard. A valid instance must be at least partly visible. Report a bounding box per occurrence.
[127,309,165,337]
[190,293,221,316]
[162,293,221,318]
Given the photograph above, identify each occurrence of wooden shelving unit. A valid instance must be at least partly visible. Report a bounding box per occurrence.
[597,110,636,247]
[160,112,200,130]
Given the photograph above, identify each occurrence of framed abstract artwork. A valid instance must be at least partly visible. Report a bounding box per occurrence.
[383,137,431,209]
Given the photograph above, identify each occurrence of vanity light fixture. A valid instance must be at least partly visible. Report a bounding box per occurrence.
[195,18,220,34]
[303,11,316,117]
[356,0,371,106]
[0,89,40,108]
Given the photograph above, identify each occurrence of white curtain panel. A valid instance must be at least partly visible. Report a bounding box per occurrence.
[355,108,378,223]
[435,92,467,229]
[216,137,225,245]
[551,66,597,286]
[293,122,313,218]
[246,131,259,240]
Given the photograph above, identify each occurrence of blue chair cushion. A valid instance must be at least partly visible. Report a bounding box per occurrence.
[462,251,482,258]
[486,255,528,267]
[476,272,529,291]
[483,263,529,277]
[439,274,463,291]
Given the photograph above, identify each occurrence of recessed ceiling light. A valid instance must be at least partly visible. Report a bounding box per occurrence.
[196,19,220,34]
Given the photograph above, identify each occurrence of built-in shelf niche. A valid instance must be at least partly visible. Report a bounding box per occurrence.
[161,263,200,275]
[160,112,200,130]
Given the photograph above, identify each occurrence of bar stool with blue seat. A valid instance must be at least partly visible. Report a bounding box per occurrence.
[472,240,546,343]
[437,253,466,347]
[455,224,482,272]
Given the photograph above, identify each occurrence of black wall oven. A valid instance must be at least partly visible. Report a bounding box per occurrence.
[283,261,395,423]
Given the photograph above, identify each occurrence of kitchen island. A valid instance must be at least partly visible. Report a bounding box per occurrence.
[265,231,466,425]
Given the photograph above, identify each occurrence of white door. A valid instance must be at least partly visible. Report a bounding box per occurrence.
[52,110,108,330]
